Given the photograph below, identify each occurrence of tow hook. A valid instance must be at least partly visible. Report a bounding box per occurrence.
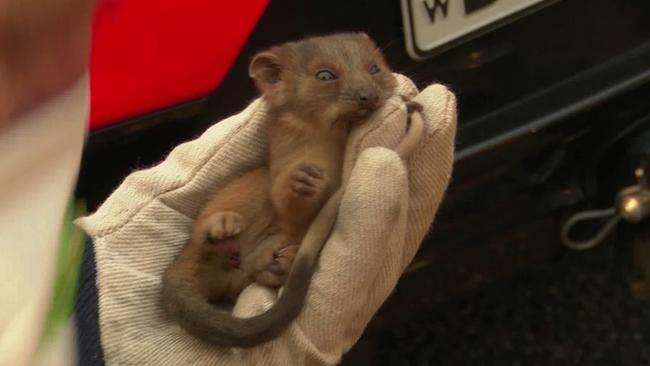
[561,168,650,251]
[618,168,650,223]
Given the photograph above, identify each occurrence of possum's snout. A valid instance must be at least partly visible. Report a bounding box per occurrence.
[356,89,380,110]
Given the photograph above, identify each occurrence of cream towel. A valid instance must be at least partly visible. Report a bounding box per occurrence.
[76,74,456,365]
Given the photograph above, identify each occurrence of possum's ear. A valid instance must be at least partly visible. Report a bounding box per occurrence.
[249,51,282,93]
[358,32,378,49]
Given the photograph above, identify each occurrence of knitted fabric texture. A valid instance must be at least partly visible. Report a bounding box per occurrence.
[76,74,456,365]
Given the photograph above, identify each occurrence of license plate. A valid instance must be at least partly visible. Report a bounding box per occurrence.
[401,0,559,60]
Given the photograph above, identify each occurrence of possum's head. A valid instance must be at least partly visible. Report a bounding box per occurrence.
[249,32,397,123]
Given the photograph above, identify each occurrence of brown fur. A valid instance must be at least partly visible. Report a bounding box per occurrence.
[161,33,402,347]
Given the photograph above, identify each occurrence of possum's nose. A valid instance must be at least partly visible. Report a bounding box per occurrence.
[357,90,379,109]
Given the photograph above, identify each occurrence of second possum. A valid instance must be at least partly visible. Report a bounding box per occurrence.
[162,33,401,347]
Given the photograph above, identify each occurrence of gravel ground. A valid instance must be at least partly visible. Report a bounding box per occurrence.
[350,240,650,366]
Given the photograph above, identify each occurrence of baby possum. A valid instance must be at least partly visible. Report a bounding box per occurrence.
[162,32,414,348]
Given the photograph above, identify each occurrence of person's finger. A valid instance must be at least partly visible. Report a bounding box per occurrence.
[286,84,457,363]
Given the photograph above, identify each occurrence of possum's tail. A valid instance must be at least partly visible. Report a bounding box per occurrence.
[162,110,425,348]
[162,253,319,348]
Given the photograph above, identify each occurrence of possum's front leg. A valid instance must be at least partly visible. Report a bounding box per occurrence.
[270,162,331,228]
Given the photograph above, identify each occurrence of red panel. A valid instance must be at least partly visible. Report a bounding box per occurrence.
[89,0,269,130]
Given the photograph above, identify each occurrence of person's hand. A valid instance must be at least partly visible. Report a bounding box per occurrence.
[232,81,456,365]
[77,74,456,365]
[0,0,94,124]
[0,2,93,365]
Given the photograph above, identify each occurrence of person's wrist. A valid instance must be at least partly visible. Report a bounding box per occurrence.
[0,0,93,124]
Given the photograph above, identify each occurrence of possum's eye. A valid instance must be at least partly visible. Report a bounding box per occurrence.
[316,70,337,81]
[369,64,381,74]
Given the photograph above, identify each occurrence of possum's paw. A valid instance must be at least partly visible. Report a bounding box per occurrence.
[200,211,244,268]
[204,211,245,241]
[290,163,329,198]
[255,241,299,288]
